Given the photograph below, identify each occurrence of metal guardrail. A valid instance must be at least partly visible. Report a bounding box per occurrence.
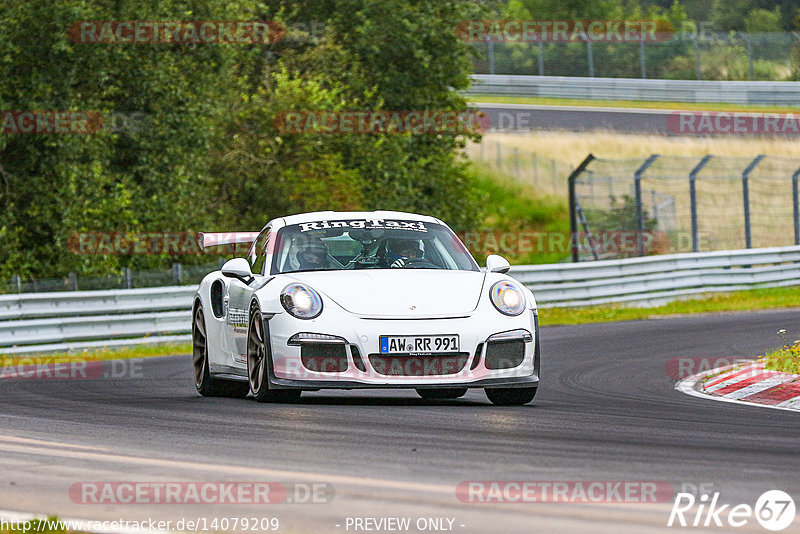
[512,245,800,307]
[2,245,800,354]
[467,75,800,105]
[0,286,195,355]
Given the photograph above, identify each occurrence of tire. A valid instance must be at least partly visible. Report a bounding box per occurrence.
[485,386,537,406]
[192,305,249,398]
[247,309,302,403]
[416,387,468,400]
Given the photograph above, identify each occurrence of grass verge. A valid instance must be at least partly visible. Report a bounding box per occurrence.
[480,130,800,166]
[539,286,800,326]
[1,517,70,534]
[469,162,570,265]
[469,94,800,113]
[761,339,800,374]
[0,342,191,361]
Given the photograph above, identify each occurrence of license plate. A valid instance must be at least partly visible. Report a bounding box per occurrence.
[379,335,460,354]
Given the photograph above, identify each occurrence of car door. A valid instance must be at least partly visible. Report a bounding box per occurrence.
[225,227,270,363]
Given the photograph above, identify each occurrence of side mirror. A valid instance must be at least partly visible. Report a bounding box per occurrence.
[486,254,511,274]
[221,258,253,283]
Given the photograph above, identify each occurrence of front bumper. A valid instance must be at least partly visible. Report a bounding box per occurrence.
[262,307,540,390]
[269,374,539,390]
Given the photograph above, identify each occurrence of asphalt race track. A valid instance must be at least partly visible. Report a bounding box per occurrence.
[474,103,791,137]
[1,309,799,533]
[476,103,678,135]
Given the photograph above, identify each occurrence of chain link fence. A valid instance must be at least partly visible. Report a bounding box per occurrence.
[465,138,573,197]
[569,154,800,261]
[1,261,224,294]
[472,32,800,81]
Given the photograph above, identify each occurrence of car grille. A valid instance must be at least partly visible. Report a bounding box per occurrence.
[367,353,469,376]
[350,345,367,372]
[484,340,525,370]
[301,344,348,372]
[470,343,484,370]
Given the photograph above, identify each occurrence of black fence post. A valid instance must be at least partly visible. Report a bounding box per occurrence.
[689,155,713,252]
[488,39,495,74]
[568,154,596,262]
[639,38,646,79]
[172,263,183,285]
[739,33,754,81]
[634,155,659,256]
[691,34,702,80]
[793,166,800,246]
[741,155,764,249]
[537,41,544,75]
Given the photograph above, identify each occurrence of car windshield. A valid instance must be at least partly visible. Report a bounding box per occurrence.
[271,219,479,274]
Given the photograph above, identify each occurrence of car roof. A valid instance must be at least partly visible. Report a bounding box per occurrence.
[276,210,444,227]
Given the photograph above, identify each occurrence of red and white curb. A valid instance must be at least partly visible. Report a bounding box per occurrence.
[676,360,800,412]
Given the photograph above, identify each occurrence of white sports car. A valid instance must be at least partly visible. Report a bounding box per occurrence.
[192,211,540,405]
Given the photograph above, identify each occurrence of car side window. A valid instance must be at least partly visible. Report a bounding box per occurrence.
[250,229,270,275]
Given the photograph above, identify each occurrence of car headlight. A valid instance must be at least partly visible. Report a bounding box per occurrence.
[280,283,323,319]
[489,281,526,316]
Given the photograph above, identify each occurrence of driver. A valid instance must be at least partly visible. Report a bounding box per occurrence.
[387,238,423,268]
[295,240,329,270]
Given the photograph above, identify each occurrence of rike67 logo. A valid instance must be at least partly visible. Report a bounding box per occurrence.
[668,490,796,531]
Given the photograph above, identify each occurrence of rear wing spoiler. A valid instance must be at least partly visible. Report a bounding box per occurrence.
[198,232,260,250]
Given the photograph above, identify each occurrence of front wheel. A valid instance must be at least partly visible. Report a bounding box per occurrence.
[485,387,537,406]
[247,309,302,403]
[416,388,468,400]
[193,305,249,398]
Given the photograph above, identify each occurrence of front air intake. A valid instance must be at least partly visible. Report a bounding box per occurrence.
[484,340,525,370]
[301,344,348,373]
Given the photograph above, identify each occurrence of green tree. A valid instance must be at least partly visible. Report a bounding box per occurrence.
[744,6,783,33]
[0,0,488,281]
[710,0,756,32]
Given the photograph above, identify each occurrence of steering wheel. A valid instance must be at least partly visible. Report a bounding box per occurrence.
[396,258,440,269]
[352,256,380,268]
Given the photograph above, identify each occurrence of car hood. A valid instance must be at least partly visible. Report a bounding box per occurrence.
[285,270,486,318]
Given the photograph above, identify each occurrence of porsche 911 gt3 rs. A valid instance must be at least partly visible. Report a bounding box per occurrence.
[192,211,540,405]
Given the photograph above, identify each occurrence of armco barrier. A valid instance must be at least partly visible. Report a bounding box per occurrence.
[467,75,800,105]
[2,245,800,354]
[512,245,800,307]
[0,286,195,355]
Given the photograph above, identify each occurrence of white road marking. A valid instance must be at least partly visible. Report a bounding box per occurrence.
[0,437,674,514]
[0,440,453,495]
[0,435,108,451]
